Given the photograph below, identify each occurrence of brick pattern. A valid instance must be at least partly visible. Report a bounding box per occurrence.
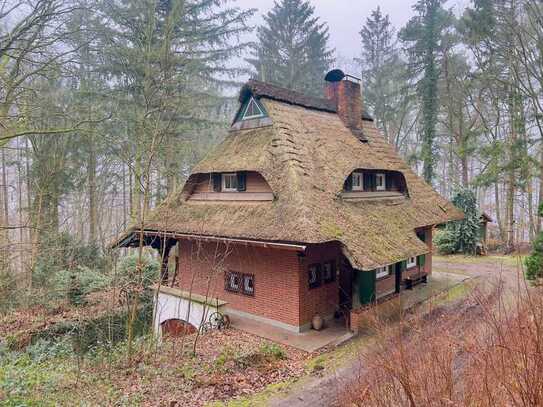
[176,240,302,327]
[298,243,342,326]
[175,240,344,329]
[325,80,362,129]
[376,274,395,298]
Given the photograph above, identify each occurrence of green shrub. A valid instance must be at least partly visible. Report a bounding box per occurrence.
[53,266,111,305]
[434,229,457,255]
[115,254,159,290]
[259,343,286,360]
[435,188,481,255]
[525,205,543,281]
[525,254,543,280]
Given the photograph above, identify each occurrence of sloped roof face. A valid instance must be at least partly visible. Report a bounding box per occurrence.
[128,96,463,271]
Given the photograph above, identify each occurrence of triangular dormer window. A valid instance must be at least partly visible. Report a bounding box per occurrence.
[240,96,266,120]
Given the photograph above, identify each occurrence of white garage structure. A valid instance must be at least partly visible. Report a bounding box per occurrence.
[152,285,227,339]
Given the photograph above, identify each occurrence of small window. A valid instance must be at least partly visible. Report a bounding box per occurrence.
[352,172,364,191]
[323,261,336,283]
[308,264,322,289]
[225,271,241,292]
[376,266,390,279]
[242,274,255,296]
[407,257,417,269]
[222,173,238,192]
[242,97,265,120]
[376,173,386,191]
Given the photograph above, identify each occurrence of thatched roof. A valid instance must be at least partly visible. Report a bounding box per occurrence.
[114,83,463,271]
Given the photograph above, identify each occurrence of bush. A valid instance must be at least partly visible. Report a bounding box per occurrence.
[260,342,286,360]
[53,266,111,305]
[435,188,480,255]
[434,229,457,255]
[526,228,543,281]
[525,206,543,281]
[115,254,159,290]
[33,232,105,291]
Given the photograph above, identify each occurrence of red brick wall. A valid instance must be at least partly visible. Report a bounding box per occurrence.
[298,243,341,326]
[175,240,343,330]
[376,274,395,298]
[176,240,302,327]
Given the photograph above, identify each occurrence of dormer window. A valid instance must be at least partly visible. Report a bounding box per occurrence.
[342,170,408,200]
[352,172,364,191]
[188,171,274,201]
[222,173,238,192]
[375,173,386,191]
[241,97,266,120]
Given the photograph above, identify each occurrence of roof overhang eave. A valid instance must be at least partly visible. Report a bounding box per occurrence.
[111,229,307,253]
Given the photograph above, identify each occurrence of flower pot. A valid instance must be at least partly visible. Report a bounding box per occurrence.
[312,314,324,331]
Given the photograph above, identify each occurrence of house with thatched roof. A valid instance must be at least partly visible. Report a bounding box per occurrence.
[113,69,463,336]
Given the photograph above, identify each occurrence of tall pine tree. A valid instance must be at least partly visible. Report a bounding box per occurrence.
[400,0,454,184]
[358,7,413,147]
[247,0,334,97]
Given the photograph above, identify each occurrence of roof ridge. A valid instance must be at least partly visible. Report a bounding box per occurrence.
[242,79,374,121]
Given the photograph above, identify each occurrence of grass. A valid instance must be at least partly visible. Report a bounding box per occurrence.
[208,380,295,407]
[434,253,526,268]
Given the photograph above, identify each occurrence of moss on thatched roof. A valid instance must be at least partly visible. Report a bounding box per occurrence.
[115,86,463,271]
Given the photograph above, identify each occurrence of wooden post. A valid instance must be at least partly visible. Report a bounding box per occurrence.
[157,238,176,284]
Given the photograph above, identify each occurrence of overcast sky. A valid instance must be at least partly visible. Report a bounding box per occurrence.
[234,0,469,72]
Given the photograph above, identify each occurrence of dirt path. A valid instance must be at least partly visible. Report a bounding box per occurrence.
[267,256,522,407]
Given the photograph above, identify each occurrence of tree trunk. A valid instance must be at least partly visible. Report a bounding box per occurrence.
[88,140,97,243]
[495,182,505,242]
[0,147,9,271]
[538,146,543,234]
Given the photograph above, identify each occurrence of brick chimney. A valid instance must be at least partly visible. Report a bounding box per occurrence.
[324,69,367,141]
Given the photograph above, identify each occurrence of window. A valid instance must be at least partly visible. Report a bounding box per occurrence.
[308,264,322,289]
[376,266,390,279]
[222,173,238,192]
[242,274,255,296]
[242,97,265,120]
[352,172,364,191]
[226,272,254,296]
[225,271,241,292]
[323,261,336,283]
[376,173,386,191]
[407,256,417,268]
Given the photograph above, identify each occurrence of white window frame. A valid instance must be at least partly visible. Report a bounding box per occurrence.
[222,173,237,192]
[227,272,241,292]
[407,256,417,268]
[242,274,255,296]
[376,173,386,191]
[376,266,390,279]
[352,172,364,191]
[242,97,265,120]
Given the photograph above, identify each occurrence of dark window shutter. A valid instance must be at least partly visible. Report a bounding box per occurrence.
[344,174,353,191]
[212,173,222,192]
[418,255,426,267]
[364,173,375,191]
[237,171,247,192]
[385,173,392,190]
